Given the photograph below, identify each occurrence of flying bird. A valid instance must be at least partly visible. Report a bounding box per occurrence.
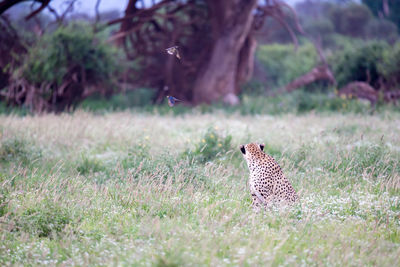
[166,46,181,59]
[166,95,182,107]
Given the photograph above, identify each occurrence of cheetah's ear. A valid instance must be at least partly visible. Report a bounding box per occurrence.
[240,145,246,154]
[259,144,265,151]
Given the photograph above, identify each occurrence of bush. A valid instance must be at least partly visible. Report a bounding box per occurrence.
[365,19,398,44]
[331,41,389,88]
[332,41,400,92]
[257,43,317,89]
[363,0,400,31]
[15,202,72,238]
[378,43,400,89]
[303,18,335,41]
[0,189,8,217]
[0,137,41,165]
[323,34,364,51]
[329,4,373,37]
[5,22,123,112]
[76,155,106,175]
[19,23,120,87]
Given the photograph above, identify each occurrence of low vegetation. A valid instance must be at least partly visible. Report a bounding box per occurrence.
[0,111,399,265]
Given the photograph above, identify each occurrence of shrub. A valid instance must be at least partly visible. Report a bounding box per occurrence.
[329,4,373,37]
[15,202,72,238]
[76,155,106,175]
[5,22,123,112]
[378,43,400,89]
[362,0,400,30]
[19,23,120,87]
[303,18,335,40]
[257,43,317,89]
[365,19,398,44]
[323,34,364,51]
[121,142,151,172]
[0,137,41,164]
[183,127,232,163]
[0,189,8,217]
[331,41,388,88]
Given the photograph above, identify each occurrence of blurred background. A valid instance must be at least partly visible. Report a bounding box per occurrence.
[0,0,399,114]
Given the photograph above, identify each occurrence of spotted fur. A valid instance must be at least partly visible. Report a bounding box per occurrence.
[240,143,298,211]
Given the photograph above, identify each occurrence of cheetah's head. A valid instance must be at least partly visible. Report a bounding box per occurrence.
[239,143,265,163]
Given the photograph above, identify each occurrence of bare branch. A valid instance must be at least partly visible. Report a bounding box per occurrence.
[93,0,102,31]
[26,0,51,20]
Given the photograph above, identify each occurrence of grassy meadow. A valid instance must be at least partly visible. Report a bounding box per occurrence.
[0,110,400,266]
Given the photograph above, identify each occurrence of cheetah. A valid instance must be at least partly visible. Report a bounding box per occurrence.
[240,143,298,211]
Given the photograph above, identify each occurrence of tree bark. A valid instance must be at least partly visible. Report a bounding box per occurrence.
[192,0,257,105]
[236,35,257,94]
[115,0,138,47]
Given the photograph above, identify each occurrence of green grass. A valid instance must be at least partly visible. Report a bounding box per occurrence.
[0,111,399,266]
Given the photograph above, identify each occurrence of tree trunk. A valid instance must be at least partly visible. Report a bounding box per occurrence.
[236,35,257,94]
[192,0,257,105]
[115,0,138,47]
[283,65,335,93]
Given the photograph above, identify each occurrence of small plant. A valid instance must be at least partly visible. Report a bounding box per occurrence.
[15,202,72,238]
[76,155,105,174]
[183,127,232,163]
[121,141,151,171]
[0,137,41,164]
[0,189,8,217]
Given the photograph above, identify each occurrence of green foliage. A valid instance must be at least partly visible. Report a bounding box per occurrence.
[155,256,182,267]
[183,127,232,163]
[303,18,335,41]
[0,189,8,217]
[13,22,120,90]
[121,143,151,171]
[365,19,398,43]
[326,34,364,51]
[363,0,400,30]
[329,4,373,37]
[76,89,398,116]
[257,43,317,88]
[378,43,400,89]
[238,91,372,115]
[0,137,41,165]
[331,41,389,88]
[76,155,106,175]
[332,40,400,91]
[80,89,156,111]
[0,102,29,116]
[14,202,72,238]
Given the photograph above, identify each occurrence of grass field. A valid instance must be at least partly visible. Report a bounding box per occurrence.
[0,110,399,266]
